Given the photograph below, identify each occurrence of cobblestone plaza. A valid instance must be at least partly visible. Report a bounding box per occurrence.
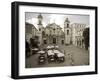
[26,44,89,68]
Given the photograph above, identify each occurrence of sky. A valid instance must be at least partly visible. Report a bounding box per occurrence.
[25,12,89,29]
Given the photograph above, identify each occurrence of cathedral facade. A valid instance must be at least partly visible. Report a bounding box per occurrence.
[26,14,86,48]
[36,14,72,45]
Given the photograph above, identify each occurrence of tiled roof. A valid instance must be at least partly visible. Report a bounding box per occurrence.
[25,22,38,31]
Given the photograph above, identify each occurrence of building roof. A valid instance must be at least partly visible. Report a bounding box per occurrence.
[46,23,62,29]
[25,22,38,31]
[71,23,86,28]
[26,22,34,27]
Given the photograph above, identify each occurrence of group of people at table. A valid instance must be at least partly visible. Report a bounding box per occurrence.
[26,41,65,64]
[37,45,65,64]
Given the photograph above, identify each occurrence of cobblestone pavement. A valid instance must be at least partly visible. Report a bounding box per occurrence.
[26,44,89,68]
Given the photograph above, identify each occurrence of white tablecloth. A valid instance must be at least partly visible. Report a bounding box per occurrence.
[38,51,45,54]
[57,53,64,57]
[32,48,38,51]
[47,50,54,55]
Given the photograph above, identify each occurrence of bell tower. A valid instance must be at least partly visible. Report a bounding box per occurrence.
[38,14,43,25]
[37,14,44,45]
[37,14,43,31]
[64,18,71,45]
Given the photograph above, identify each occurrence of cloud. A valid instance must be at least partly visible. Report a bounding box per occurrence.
[26,13,89,28]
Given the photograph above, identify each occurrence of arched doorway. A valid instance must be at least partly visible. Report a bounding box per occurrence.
[61,40,64,45]
[42,31,45,36]
[53,38,56,44]
[43,40,47,44]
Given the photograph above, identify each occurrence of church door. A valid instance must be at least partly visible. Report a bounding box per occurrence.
[44,40,47,44]
[62,40,64,45]
[53,38,56,44]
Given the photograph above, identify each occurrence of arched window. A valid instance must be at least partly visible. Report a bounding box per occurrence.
[67,23,69,28]
[67,30,69,35]
[44,40,47,44]
[39,28,41,31]
[53,28,55,33]
[42,31,45,36]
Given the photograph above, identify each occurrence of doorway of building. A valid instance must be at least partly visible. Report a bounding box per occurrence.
[43,40,47,44]
[53,38,56,44]
[62,40,64,45]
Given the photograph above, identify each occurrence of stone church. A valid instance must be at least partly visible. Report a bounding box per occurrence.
[26,14,86,48]
[36,14,72,45]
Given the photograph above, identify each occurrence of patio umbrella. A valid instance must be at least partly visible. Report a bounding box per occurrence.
[38,50,45,54]
[57,53,64,57]
[32,48,39,51]
[47,50,54,55]
[55,45,59,48]
[47,46,51,49]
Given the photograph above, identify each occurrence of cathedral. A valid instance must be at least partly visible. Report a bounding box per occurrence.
[26,14,86,48]
[36,14,71,45]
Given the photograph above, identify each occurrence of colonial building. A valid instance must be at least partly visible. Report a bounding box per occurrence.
[71,23,86,48]
[25,22,39,43]
[26,14,87,48]
[25,22,35,43]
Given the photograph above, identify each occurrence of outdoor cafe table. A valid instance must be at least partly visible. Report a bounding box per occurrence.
[47,50,55,56]
[57,53,65,57]
[38,50,45,55]
[53,50,65,59]
[51,45,54,48]
[31,48,39,55]
[53,50,60,54]
[47,46,51,49]
[55,45,59,48]
[56,53,65,62]
[32,48,39,51]
[47,45,55,50]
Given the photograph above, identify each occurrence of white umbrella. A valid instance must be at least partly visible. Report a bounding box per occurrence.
[38,50,45,54]
[47,50,54,55]
[53,50,60,53]
[47,46,51,49]
[55,45,59,48]
[57,53,64,57]
[32,48,38,51]
[51,45,54,48]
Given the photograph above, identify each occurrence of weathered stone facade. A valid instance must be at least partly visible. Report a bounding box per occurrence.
[25,14,87,48]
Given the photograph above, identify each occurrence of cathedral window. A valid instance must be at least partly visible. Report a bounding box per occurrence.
[53,29,55,33]
[67,23,69,28]
[39,28,41,31]
[67,30,69,35]
[42,31,45,36]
